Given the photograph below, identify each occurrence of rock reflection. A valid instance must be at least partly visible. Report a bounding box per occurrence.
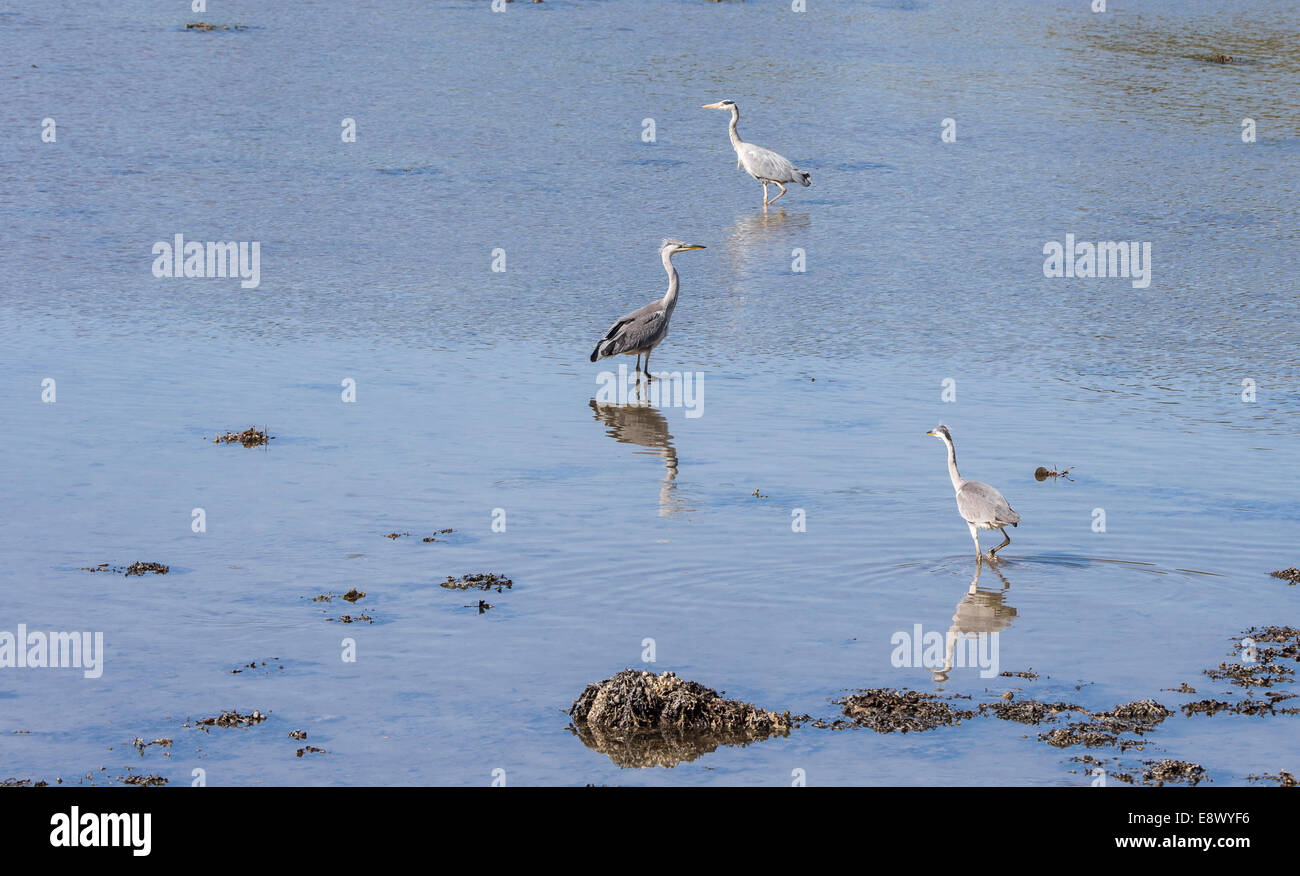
[569,723,789,769]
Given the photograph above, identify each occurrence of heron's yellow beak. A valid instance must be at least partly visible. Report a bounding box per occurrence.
[682,244,706,250]
[926,430,937,437]
[701,103,724,109]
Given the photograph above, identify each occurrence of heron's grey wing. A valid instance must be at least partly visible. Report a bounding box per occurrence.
[739,144,798,183]
[606,307,666,354]
[595,300,666,357]
[956,481,1020,527]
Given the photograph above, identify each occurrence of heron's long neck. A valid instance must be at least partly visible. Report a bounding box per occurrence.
[662,252,679,308]
[728,107,744,153]
[943,439,964,491]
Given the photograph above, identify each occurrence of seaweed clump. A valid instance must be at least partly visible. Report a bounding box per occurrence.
[1142,759,1206,787]
[1039,700,1171,750]
[213,427,271,447]
[441,573,512,592]
[191,709,267,730]
[832,689,975,733]
[568,669,796,768]
[980,698,1085,725]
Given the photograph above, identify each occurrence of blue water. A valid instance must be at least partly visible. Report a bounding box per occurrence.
[1,0,1297,785]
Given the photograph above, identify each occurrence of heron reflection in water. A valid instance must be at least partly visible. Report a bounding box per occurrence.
[589,398,689,515]
[723,209,812,277]
[929,560,1019,683]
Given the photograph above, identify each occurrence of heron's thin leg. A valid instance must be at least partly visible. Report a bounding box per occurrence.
[761,181,769,207]
[643,350,652,380]
[968,523,981,559]
[989,528,1011,557]
[768,182,788,205]
[635,353,642,374]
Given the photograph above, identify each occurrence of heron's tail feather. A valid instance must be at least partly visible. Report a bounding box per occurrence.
[797,170,811,187]
[589,344,602,362]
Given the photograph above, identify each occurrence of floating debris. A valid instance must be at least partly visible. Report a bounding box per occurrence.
[1142,759,1206,787]
[81,562,169,576]
[213,427,271,448]
[185,22,248,31]
[1270,568,1300,585]
[130,737,173,756]
[384,532,411,540]
[229,660,283,675]
[331,614,373,624]
[1182,694,1299,717]
[289,730,307,741]
[1033,466,1074,482]
[999,669,1040,679]
[1097,700,1174,731]
[1039,700,1171,749]
[125,562,169,577]
[569,669,797,768]
[422,528,455,543]
[1247,625,1300,657]
[980,699,1085,724]
[1246,770,1297,787]
[1072,755,1205,787]
[192,710,267,730]
[1178,626,1300,717]
[825,689,975,733]
[121,774,168,786]
[466,600,493,613]
[1069,754,1135,785]
[441,573,512,592]
[1205,659,1294,688]
[751,489,768,498]
[341,588,365,604]
[296,746,326,757]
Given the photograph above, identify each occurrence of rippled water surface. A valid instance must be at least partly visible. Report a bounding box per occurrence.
[1,0,1297,785]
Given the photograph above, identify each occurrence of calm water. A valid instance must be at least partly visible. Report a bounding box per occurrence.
[1,0,1297,785]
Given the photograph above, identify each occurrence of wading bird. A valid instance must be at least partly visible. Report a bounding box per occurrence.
[927,425,1020,560]
[702,100,811,208]
[590,239,706,376]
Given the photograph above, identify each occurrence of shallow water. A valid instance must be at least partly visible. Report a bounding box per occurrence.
[1,0,1297,785]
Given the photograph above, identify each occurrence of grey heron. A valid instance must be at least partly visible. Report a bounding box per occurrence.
[702,100,811,208]
[589,239,706,376]
[927,425,1020,560]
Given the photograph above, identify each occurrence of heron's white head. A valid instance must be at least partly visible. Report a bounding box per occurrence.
[701,100,737,112]
[926,425,953,443]
[660,238,706,256]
